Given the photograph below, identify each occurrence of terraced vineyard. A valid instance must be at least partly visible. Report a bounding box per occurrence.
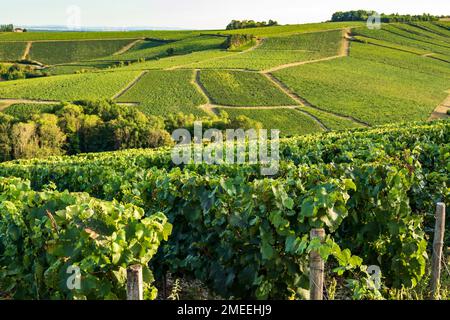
[115,70,207,116]
[0,71,141,100]
[0,42,28,61]
[0,20,448,135]
[214,107,324,136]
[192,29,345,71]
[110,35,227,63]
[29,39,136,65]
[273,46,449,125]
[199,70,296,106]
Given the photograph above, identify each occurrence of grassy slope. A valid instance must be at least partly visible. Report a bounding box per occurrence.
[103,35,227,62]
[411,22,450,38]
[217,107,324,136]
[29,39,134,65]
[0,22,448,134]
[273,42,449,125]
[352,36,430,55]
[354,26,450,58]
[392,23,450,44]
[46,39,231,74]
[39,23,357,74]
[0,71,140,100]
[111,50,236,71]
[199,70,296,106]
[126,39,169,52]
[384,25,450,54]
[300,106,365,131]
[0,42,27,61]
[43,29,343,74]
[259,30,342,54]
[115,70,207,116]
[350,41,450,78]
[193,30,343,71]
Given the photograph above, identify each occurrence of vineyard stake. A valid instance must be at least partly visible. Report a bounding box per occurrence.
[431,202,446,300]
[310,228,325,300]
[162,272,167,299]
[127,265,144,300]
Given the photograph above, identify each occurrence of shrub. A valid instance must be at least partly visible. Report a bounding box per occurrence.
[0,177,172,299]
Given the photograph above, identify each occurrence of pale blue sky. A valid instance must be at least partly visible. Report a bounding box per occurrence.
[1,0,449,29]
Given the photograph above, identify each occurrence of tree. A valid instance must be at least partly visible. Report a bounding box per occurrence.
[0,114,13,161]
[226,19,278,30]
[0,24,14,32]
[167,48,175,56]
[331,10,440,22]
[229,115,263,130]
[34,114,66,156]
[11,122,39,159]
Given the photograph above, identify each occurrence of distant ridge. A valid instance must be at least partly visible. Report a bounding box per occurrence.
[18,25,188,32]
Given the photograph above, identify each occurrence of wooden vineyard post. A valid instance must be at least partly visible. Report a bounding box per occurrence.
[127,265,143,300]
[431,203,446,300]
[310,228,325,300]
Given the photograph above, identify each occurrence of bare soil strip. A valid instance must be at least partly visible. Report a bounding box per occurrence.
[242,38,264,53]
[0,98,59,108]
[428,94,450,121]
[113,39,144,56]
[191,69,212,104]
[117,102,139,106]
[341,28,352,57]
[112,70,148,100]
[198,104,218,116]
[0,102,10,111]
[21,42,33,60]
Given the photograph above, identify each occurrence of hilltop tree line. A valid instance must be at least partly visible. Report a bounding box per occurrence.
[0,100,262,161]
[331,10,443,23]
[0,24,14,32]
[0,24,27,32]
[226,19,278,30]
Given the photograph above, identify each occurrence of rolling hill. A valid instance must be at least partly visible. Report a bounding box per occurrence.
[0,20,448,136]
[0,19,449,301]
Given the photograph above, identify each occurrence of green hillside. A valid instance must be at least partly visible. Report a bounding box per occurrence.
[0,19,449,300]
[1,21,447,133]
